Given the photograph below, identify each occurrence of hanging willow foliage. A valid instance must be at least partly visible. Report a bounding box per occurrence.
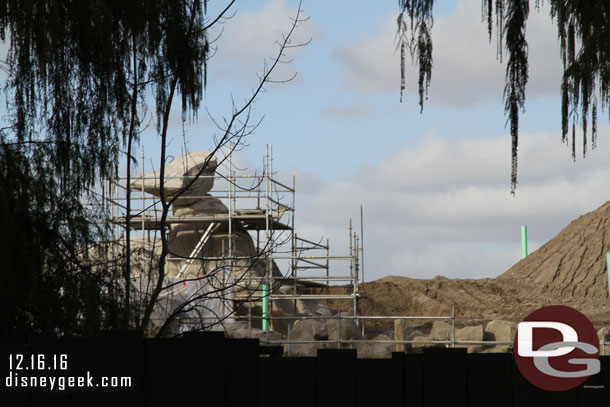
[399,0,610,194]
[396,0,434,109]
[0,0,209,194]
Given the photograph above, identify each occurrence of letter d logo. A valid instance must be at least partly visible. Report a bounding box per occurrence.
[517,321,577,357]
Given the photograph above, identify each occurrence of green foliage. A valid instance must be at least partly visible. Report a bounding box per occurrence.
[399,1,610,193]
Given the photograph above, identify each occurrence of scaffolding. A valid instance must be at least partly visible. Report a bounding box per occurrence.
[102,148,548,355]
[105,145,364,335]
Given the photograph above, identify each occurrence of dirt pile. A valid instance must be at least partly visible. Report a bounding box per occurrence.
[499,200,610,300]
[325,201,610,329]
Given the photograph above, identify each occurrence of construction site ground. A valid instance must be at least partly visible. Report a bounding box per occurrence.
[319,276,610,335]
[316,201,610,334]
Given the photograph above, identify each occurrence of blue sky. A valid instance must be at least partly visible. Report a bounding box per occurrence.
[140,0,610,281]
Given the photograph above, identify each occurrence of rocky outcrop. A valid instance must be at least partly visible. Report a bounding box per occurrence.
[285,314,363,356]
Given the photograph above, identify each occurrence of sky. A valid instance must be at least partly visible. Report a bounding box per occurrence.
[140,0,610,282]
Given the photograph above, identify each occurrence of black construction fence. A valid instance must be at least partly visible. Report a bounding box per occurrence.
[1,331,609,406]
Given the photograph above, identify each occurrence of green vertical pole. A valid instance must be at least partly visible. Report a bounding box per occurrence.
[606,253,610,299]
[262,284,268,331]
[521,225,528,259]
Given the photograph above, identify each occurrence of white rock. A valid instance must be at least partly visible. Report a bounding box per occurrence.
[485,320,517,342]
[130,150,217,200]
[172,195,228,217]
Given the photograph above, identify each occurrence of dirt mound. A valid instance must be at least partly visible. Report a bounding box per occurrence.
[499,200,610,301]
[324,201,610,329]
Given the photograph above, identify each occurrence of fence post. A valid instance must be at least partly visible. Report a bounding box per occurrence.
[395,319,406,353]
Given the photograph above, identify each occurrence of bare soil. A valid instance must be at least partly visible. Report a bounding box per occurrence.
[321,201,610,331]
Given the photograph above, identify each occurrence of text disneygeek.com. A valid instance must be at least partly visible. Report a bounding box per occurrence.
[5,371,132,391]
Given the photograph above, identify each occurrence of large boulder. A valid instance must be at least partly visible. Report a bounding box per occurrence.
[290,319,329,341]
[130,150,217,200]
[485,320,517,342]
[172,195,228,217]
[294,298,334,316]
[405,329,426,341]
[287,319,329,356]
[455,325,484,353]
[356,334,394,358]
[326,313,363,342]
[429,320,452,342]
[484,320,517,352]
[409,335,436,351]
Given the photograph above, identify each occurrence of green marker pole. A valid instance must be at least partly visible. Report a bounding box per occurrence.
[607,253,610,299]
[262,284,268,331]
[521,225,528,259]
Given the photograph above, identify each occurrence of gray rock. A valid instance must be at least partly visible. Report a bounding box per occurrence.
[598,327,610,343]
[456,325,484,342]
[286,317,331,356]
[485,320,517,342]
[598,328,610,355]
[429,321,452,341]
[285,342,328,357]
[294,299,334,317]
[326,313,363,341]
[356,334,394,358]
[409,335,436,351]
[290,319,329,341]
[405,328,426,341]
[455,325,484,353]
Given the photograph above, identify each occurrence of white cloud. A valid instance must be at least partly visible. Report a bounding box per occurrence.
[209,0,317,80]
[291,127,610,281]
[335,0,563,106]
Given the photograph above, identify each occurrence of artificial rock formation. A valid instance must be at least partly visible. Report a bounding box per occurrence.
[128,150,333,337]
[130,150,217,200]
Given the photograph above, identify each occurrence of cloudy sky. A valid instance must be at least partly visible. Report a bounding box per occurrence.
[147,0,610,281]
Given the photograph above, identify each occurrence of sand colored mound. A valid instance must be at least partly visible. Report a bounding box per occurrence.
[498,200,610,300]
[324,201,610,329]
